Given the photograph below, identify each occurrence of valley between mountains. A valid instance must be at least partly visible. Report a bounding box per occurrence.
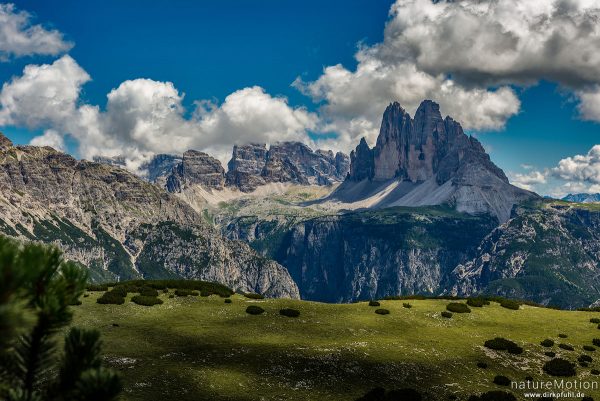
[2,100,600,308]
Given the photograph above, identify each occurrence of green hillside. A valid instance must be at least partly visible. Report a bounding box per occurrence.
[71,290,600,401]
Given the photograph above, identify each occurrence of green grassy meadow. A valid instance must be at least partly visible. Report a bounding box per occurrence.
[71,292,600,400]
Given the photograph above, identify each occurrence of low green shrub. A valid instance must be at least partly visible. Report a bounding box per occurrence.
[96,291,125,305]
[584,345,596,352]
[540,339,554,347]
[507,346,523,355]
[578,355,593,363]
[558,343,574,351]
[368,300,380,307]
[493,375,511,386]
[106,279,234,297]
[244,293,264,300]
[477,362,488,369]
[168,294,174,298]
[591,369,600,375]
[543,358,576,377]
[591,318,600,324]
[246,305,265,315]
[83,293,89,298]
[545,351,556,358]
[402,303,412,309]
[224,299,232,304]
[175,289,199,297]
[138,286,159,297]
[110,286,128,297]
[500,300,520,310]
[484,338,523,354]
[594,339,600,347]
[467,298,490,307]
[375,309,390,315]
[86,284,108,291]
[441,311,453,318]
[446,302,471,313]
[279,308,300,318]
[131,295,163,306]
[558,333,568,338]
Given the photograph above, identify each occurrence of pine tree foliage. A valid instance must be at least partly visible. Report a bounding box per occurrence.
[0,236,121,400]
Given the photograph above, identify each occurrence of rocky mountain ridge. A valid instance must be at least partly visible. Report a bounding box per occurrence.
[0,132,299,298]
[449,202,600,308]
[96,142,350,194]
[563,193,600,203]
[330,101,536,222]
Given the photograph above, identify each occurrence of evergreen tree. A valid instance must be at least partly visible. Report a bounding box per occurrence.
[0,236,121,400]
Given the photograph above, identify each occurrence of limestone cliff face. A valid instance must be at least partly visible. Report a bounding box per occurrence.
[450,203,600,308]
[225,144,268,192]
[348,138,374,182]
[338,100,536,222]
[144,154,182,183]
[224,201,600,308]
[166,150,225,192]
[224,208,497,302]
[226,142,349,192]
[0,136,299,298]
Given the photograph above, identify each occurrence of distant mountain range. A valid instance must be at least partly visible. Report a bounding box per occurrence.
[95,141,350,193]
[562,193,600,203]
[3,100,600,308]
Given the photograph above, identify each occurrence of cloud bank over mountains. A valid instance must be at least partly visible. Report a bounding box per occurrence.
[0,55,317,169]
[1,0,600,193]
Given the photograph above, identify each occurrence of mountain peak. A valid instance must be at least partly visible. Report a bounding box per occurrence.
[0,132,13,150]
[337,100,537,221]
[415,99,440,114]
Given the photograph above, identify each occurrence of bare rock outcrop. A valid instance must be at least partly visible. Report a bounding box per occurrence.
[166,150,225,192]
[0,144,299,298]
[337,100,537,222]
[226,142,349,192]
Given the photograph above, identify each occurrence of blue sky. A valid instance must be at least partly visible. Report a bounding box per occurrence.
[1,0,600,196]
[1,0,391,108]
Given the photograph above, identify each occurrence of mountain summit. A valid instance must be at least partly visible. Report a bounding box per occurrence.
[330,100,536,222]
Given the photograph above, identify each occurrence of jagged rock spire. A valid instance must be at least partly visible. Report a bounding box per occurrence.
[347,99,505,184]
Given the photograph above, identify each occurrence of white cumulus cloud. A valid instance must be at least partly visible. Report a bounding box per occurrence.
[29,129,65,151]
[0,3,72,60]
[296,0,600,151]
[0,55,89,128]
[552,145,600,184]
[509,170,547,191]
[0,56,318,170]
